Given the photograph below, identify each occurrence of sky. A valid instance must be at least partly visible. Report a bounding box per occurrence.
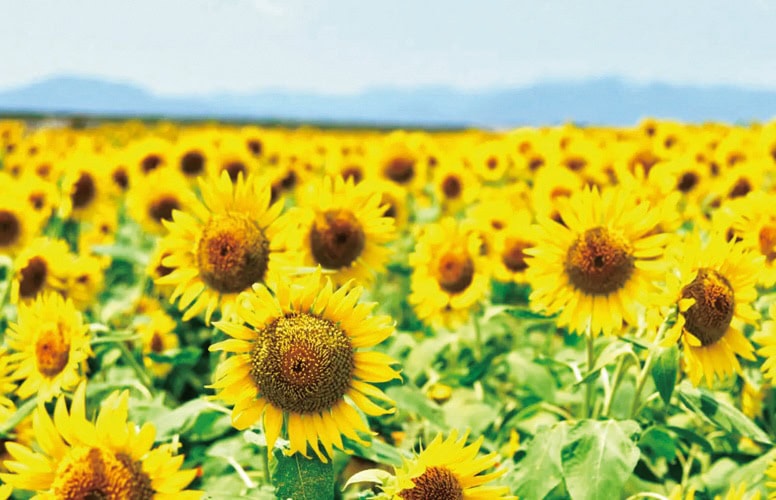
[2,0,776,96]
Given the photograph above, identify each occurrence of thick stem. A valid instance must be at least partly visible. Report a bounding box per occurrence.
[629,322,669,418]
[601,355,627,417]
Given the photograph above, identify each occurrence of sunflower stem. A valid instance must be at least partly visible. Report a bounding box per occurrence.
[116,341,155,395]
[583,324,596,418]
[629,322,668,418]
[472,313,483,360]
[601,355,627,418]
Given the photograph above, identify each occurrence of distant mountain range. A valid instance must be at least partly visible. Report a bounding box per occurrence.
[2,76,776,127]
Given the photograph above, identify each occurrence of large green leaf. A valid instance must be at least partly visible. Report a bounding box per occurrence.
[676,382,771,444]
[560,420,641,500]
[651,345,679,405]
[270,448,334,500]
[510,423,568,500]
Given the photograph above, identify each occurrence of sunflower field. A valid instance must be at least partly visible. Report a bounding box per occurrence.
[1,118,776,499]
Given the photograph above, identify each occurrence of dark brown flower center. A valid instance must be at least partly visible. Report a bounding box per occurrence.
[564,156,587,171]
[502,238,533,272]
[19,256,47,299]
[676,172,699,193]
[441,175,462,199]
[148,196,180,223]
[398,466,464,500]
[223,161,247,182]
[112,168,129,190]
[35,324,70,377]
[246,139,263,157]
[680,268,735,346]
[0,210,20,246]
[759,225,776,263]
[181,151,205,176]
[29,192,46,211]
[728,178,751,199]
[437,251,475,294]
[250,313,354,414]
[341,166,363,184]
[310,210,365,269]
[565,227,634,295]
[197,215,269,294]
[52,447,154,500]
[150,333,164,353]
[71,173,96,209]
[141,154,162,173]
[384,156,415,184]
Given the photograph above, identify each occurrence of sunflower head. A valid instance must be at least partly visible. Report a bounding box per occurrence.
[376,430,514,499]
[6,292,91,401]
[210,268,399,461]
[0,383,200,498]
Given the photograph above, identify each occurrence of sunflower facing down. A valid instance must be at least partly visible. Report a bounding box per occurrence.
[291,176,396,285]
[156,170,299,324]
[6,292,92,401]
[372,430,514,499]
[209,268,400,462]
[409,218,491,329]
[0,383,201,499]
[525,186,670,336]
[662,233,761,386]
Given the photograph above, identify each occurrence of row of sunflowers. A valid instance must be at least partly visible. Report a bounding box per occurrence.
[1,117,776,498]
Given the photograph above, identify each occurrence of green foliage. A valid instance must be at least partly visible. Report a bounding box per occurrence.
[271,448,335,500]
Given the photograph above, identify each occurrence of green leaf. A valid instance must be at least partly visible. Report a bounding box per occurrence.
[575,340,634,385]
[638,426,676,461]
[343,468,393,489]
[504,307,558,320]
[651,345,679,405]
[151,398,232,442]
[343,436,406,467]
[676,382,772,444]
[147,346,202,366]
[511,422,568,500]
[270,448,334,500]
[385,385,445,429]
[560,420,641,500]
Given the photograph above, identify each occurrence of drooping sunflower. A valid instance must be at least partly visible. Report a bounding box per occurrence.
[10,237,71,304]
[409,217,491,329]
[6,292,92,401]
[662,232,761,386]
[156,170,299,324]
[209,268,400,461]
[291,176,396,285]
[375,430,514,499]
[525,186,670,336]
[0,383,201,499]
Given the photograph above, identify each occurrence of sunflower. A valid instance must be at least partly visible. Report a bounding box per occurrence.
[173,130,215,179]
[6,292,92,401]
[0,382,201,499]
[0,188,44,256]
[19,172,60,220]
[60,153,112,223]
[10,237,71,304]
[525,186,669,336]
[432,159,480,214]
[65,253,106,310]
[291,176,396,285]
[126,136,173,176]
[491,210,538,284]
[662,232,761,386]
[209,268,400,461]
[469,139,512,182]
[127,168,197,235]
[372,131,428,193]
[375,430,514,499]
[409,217,491,329]
[754,304,776,385]
[137,309,180,378]
[156,170,299,324]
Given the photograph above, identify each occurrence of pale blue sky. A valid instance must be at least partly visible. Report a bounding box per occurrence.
[3,0,776,95]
